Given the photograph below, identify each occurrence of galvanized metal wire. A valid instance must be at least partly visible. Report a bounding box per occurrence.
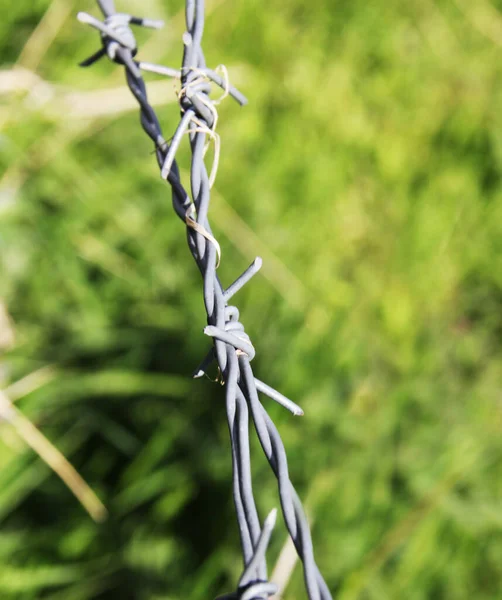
[78,2,332,598]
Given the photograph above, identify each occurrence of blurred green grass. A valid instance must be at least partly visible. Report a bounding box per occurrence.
[1,0,502,597]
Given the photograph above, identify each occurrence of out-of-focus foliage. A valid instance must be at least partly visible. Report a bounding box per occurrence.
[1,0,502,597]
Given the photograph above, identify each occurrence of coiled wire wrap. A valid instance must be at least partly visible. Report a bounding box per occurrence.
[78,1,332,598]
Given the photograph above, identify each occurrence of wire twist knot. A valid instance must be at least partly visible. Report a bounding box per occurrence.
[215,582,278,600]
[215,509,278,600]
[77,6,163,77]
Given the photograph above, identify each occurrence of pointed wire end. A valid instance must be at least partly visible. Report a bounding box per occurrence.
[160,151,176,179]
[143,18,165,29]
[160,164,170,180]
[77,12,92,24]
[265,507,278,530]
[78,58,95,68]
[193,369,205,379]
[254,256,263,270]
[254,378,304,416]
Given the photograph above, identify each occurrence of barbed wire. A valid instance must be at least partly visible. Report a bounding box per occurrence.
[77,1,332,598]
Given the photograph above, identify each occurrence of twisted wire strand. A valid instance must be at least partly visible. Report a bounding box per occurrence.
[78,1,332,599]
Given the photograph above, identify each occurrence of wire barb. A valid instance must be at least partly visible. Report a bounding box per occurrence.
[77,8,166,79]
[78,1,332,598]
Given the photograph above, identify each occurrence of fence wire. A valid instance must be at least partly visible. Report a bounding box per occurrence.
[78,1,332,598]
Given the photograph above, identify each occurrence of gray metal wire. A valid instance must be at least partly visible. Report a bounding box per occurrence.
[78,2,332,599]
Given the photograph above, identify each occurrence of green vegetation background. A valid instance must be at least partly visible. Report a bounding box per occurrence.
[1,0,502,597]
